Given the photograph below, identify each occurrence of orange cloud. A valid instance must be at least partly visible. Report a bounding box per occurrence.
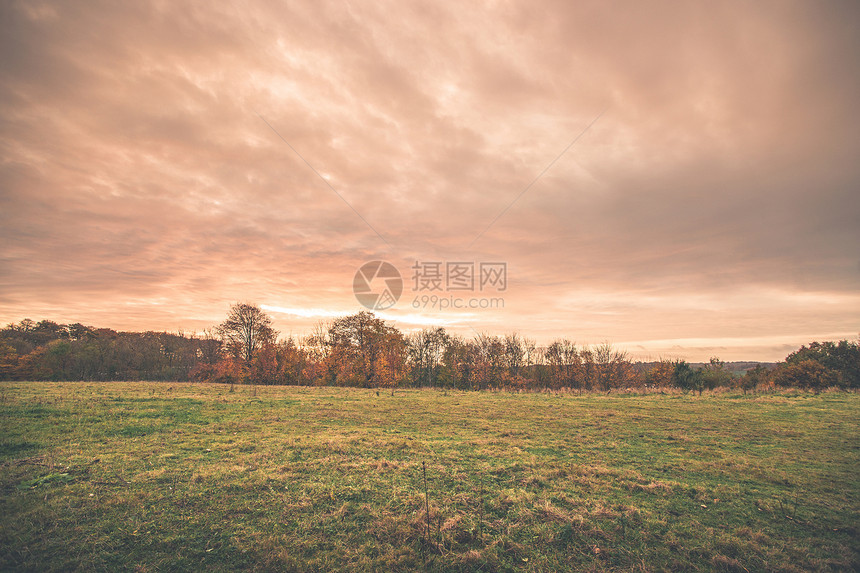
[1,0,858,360]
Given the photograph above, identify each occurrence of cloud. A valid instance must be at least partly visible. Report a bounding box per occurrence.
[1,0,858,360]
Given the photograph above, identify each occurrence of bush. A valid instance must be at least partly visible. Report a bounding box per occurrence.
[785,340,860,388]
[770,359,840,391]
[737,365,769,394]
[672,361,702,393]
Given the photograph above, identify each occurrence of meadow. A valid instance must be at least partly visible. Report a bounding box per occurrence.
[1,382,857,572]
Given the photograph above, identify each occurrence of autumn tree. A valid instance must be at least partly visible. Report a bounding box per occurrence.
[327,311,400,388]
[304,321,337,385]
[544,339,580,391]
[785,340,860,388]
[0,335,19,380]
[578,347,595,392]
[278,337,313,385]
[379,329,408,394]
[645,359,677,389]
[771,359,839,392]
[195,329,222,365]
[501,333,536,386]
[216,303,277,365]
[441,335,475,390]
[472,334,505,389]
[592,342,630,391]
[249,341,279,386]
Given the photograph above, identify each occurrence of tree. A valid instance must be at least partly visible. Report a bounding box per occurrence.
[67,323,94,340]
[277,337,313,386]
[0,340,18,380]
[327,311,399,388]
[785,340,860,388]
[304,321,336,385]
[592,342,630,392]
[473,334,505,389]
[578,347,595,392]
[407,328,450,388]
[672,360,702,393]
[700,357,733,391]
[441,335,475,390]
[379,330,407,394]
[739,365,769,394]
[544,339,580,391]
[502,333,535,384]
[771,359,839,392]
[195,329,223,365]
[217,303,277,365]
[645,359,677,389]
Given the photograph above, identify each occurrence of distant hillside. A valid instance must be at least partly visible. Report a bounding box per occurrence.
[690,361,777,375]
[636,361,776,376]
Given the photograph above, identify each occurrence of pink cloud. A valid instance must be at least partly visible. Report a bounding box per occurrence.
[1,0,858,361]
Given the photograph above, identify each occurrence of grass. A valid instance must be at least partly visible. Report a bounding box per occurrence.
[0,382,858,572]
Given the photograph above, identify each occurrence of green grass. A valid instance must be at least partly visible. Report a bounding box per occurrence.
[1,383,858,572]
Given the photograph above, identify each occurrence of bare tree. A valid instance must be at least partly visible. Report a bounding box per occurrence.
[196,328,222,365]
[304,320,334,385]
[474,333,505,389]
[502,333,526,379]
[217,303,277,365]
[441,334,475,390]
[407,327,450,388]
[592,341,629,392]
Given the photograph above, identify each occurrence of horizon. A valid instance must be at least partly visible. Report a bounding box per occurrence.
[3,311,854,365]
[2,1,859,363]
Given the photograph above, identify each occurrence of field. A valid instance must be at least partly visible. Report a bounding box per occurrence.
[1,383,858,572]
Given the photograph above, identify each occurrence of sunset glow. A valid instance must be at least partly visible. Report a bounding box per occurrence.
[2,0,858,360]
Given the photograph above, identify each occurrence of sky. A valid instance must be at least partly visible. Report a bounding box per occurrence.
[1,0,859,361]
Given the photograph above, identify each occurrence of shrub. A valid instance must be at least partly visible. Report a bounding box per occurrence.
[770,359,840,391]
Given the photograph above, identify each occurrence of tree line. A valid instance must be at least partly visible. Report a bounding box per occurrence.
[1,305,858,393]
